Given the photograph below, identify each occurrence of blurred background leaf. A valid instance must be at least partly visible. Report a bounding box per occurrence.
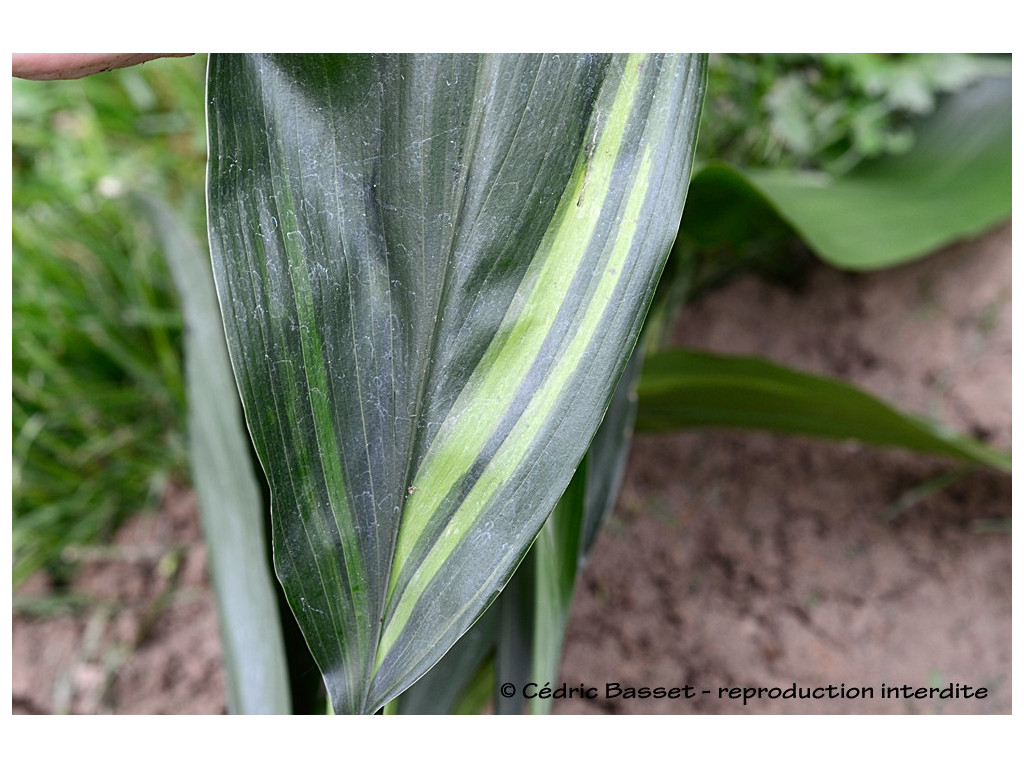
[637,349,1010,473]
[137,194,292,714]
[680,57,1010,291]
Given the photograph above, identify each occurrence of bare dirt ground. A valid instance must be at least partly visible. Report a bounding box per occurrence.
[11,223,1011,715]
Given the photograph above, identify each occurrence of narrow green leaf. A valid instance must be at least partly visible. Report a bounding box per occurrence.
[494,558,535,715]
[526,463,588,715]
[581,347,644,554]
[140,195,291,714]
[207,53,706,713]
[637,348,1010,472]
[683,74,1011,271]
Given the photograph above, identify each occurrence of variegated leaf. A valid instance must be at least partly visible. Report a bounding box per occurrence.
[206,53,706,713]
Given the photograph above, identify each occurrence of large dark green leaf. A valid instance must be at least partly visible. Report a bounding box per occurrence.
[682,74,1011,271]
[206,53,706,713]
[637,348,1010,472]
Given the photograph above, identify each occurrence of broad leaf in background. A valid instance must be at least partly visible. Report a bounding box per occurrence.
[141,195,291,714]
[681,74,1010,271]
[637,349,1010,472]
[207,54,706,713]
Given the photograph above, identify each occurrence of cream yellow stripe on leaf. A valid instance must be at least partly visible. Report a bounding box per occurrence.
[387,55,649,588]
[379,145,655,664]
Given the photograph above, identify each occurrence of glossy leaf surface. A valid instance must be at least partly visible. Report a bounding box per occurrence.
[207,53,706,713]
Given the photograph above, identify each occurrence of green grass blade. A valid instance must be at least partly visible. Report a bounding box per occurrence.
[637,348,1010,472]
[526,346,644,715]
[494,562,536,715]
[526,465,587,715]
[206,53,706,713]
[682,74,1010,271]
[140,195,291,714]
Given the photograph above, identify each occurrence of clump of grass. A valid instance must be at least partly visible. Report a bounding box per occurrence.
[12,56,208,585]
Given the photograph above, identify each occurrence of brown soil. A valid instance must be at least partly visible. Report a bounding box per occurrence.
[11,224,1011,715]
[12,486,225,714]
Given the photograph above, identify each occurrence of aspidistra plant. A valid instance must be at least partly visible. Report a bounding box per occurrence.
[206,53,707,714]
